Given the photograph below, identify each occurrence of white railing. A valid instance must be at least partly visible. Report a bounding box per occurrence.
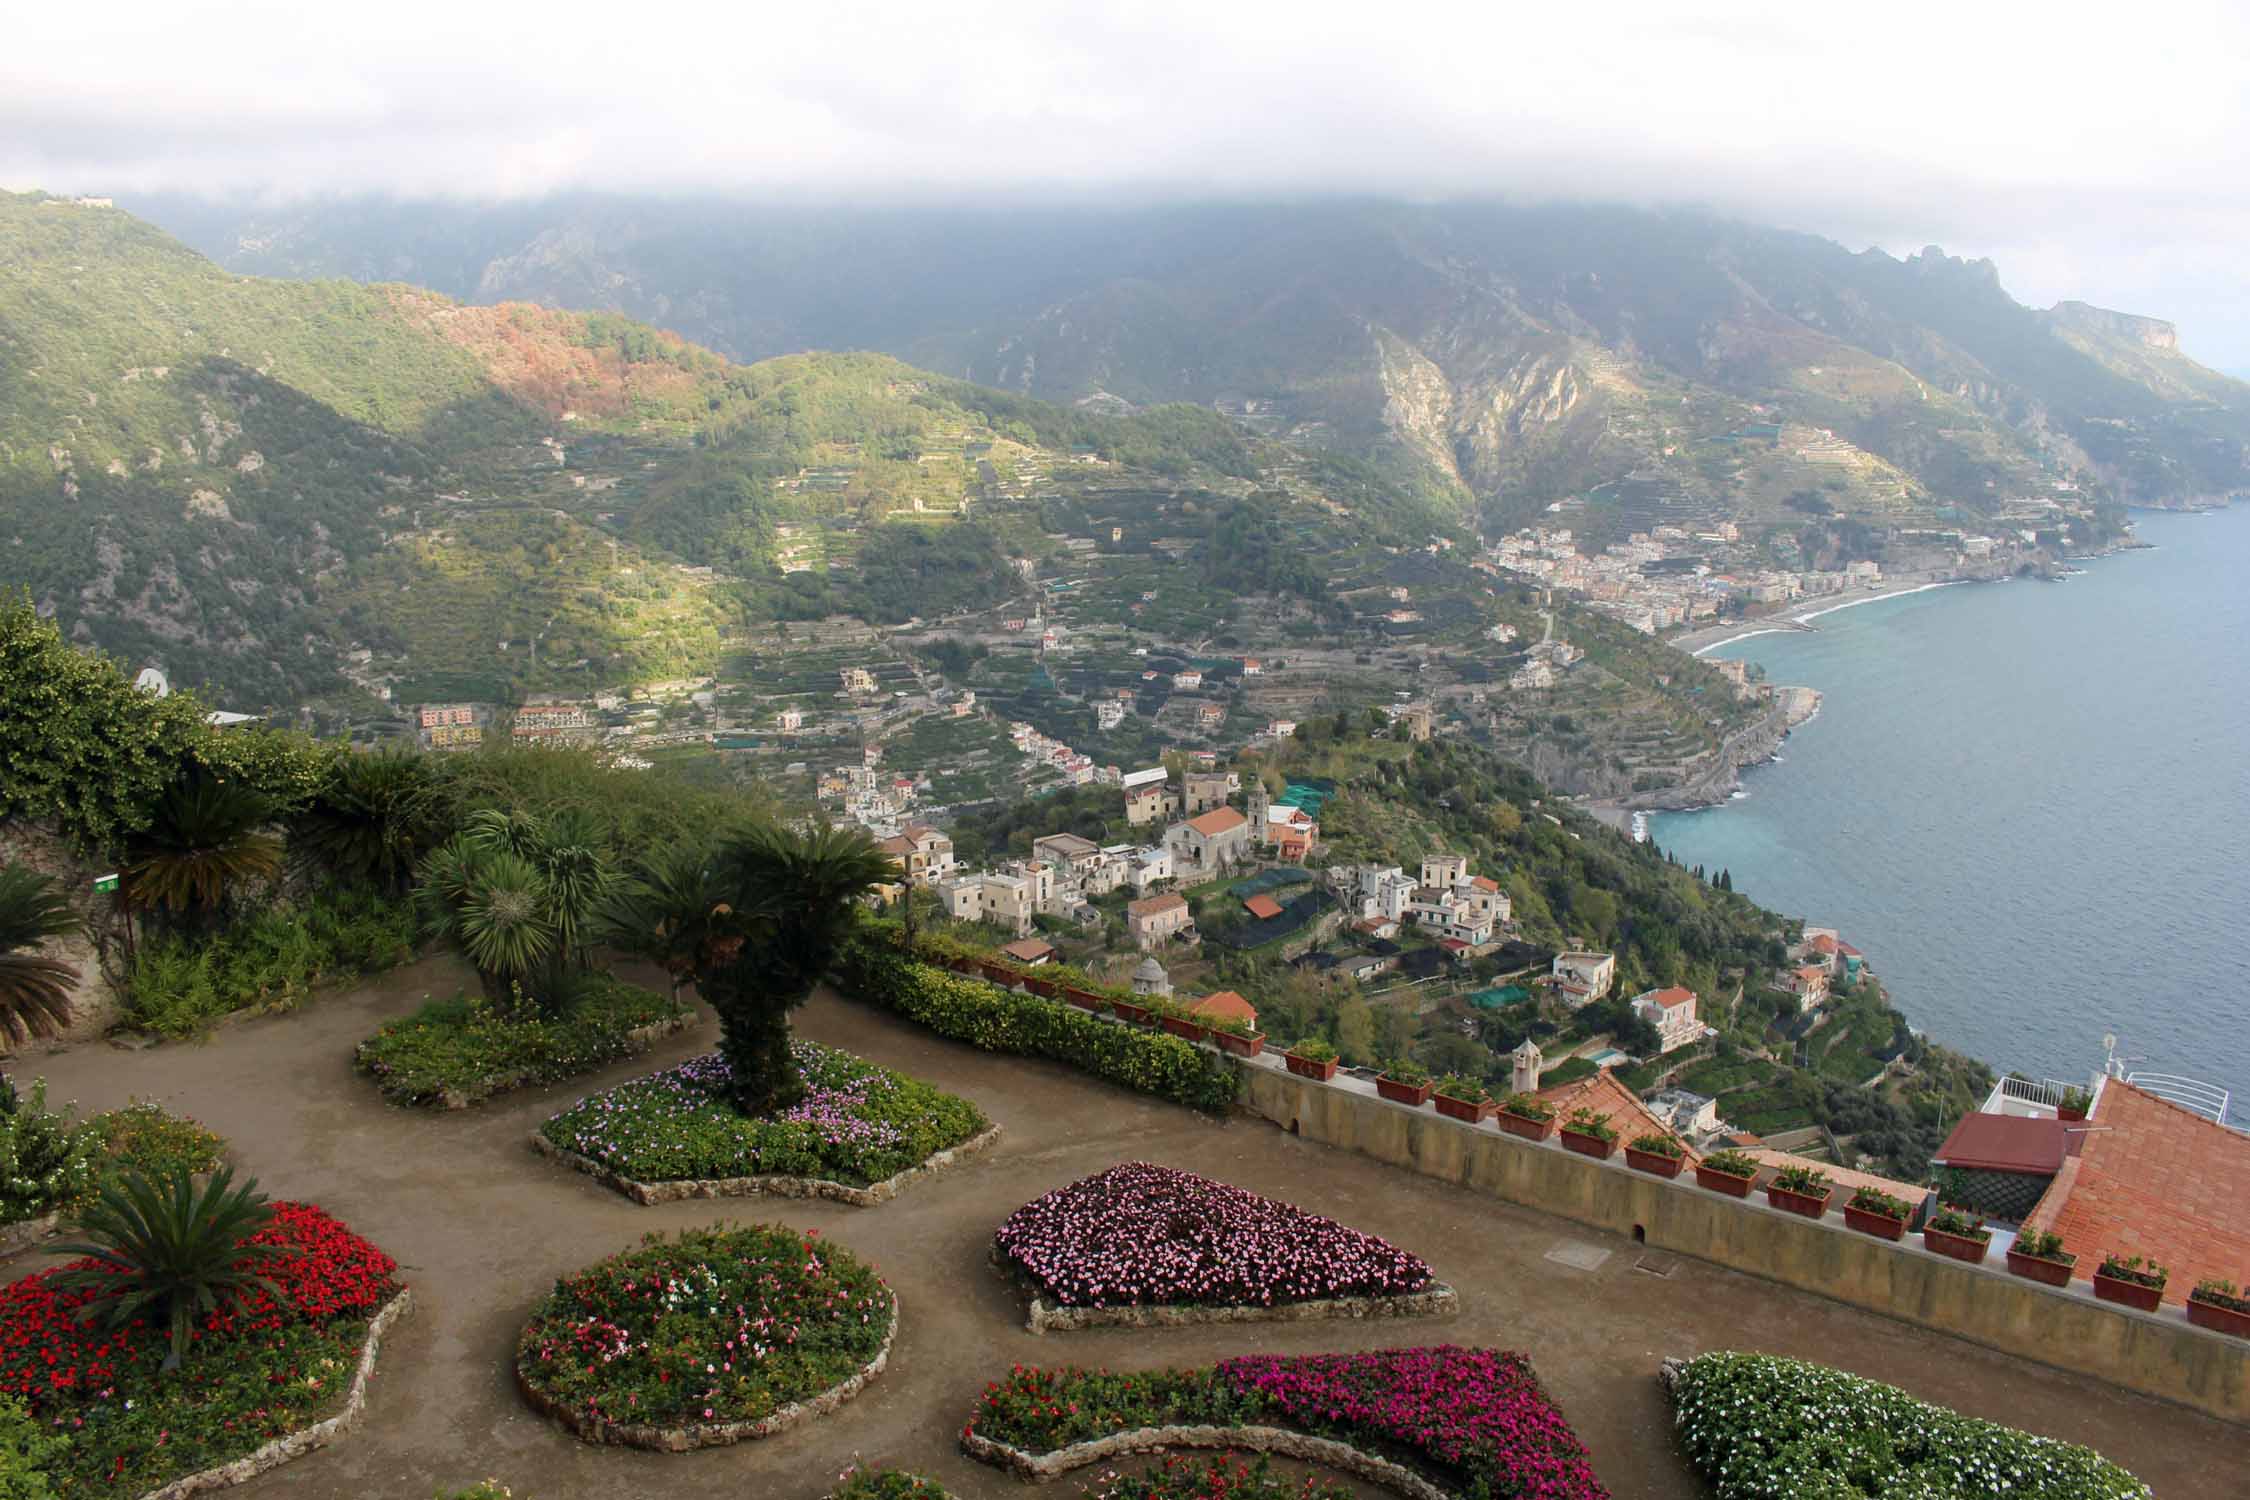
[1995,1076,2072,1107]
[2123,1071,2232,1126]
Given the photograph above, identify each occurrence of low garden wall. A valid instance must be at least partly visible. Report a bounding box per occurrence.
[1235,1062,2250,1427]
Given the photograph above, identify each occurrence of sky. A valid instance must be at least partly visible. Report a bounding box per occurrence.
[7,0,2248,366]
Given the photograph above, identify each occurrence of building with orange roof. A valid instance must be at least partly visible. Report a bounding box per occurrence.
[1165,804,1252,876]
[1126,890,1196,950]
[1534,1068,1699,1162]
[1190,989,1259,1030]
[1628,986,1705,1053]
[1738,1149,1926,1209]
[1242,892,1284,921]
[2019,1079,2250,1304]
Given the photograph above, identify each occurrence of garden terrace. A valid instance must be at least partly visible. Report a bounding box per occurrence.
[8,952,2241,1500]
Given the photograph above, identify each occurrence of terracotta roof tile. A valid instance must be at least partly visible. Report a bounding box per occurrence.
[2022,1080,2250,1303]
[1740,1149,1924,1205]
[1242,893,1284,920]
[1128,892,1188,916]
[1190,990,1258,1026]
[1535,1069,1699,1162]
[1185,806,1247,836]
[1933,1113,2068,1176]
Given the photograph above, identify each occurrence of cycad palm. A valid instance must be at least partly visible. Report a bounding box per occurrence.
[699,822,894,1113]
[125,771,282,925]
[0,865,81,1045]
[292,750,439,894]
[417,839,556,1011]
[601,840,720,1004]
[50,1166,287,1372]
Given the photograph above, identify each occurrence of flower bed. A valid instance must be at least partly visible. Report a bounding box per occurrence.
[516,1224,893,1448]
[0,1201,403,1495]
[1666,1352,2150,1499]
[357,979,683,1108]
[1097,1453,1355,1500]
[962,1347,1609,1500]
[540,1041,987,1194]
[834,940,1238,1114]
[829,1466,958,1499]
[993,1163,1442,1322]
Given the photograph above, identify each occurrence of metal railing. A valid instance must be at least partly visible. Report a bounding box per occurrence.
[1992,1076,2072,1107]
[2123,1071,2233,1126]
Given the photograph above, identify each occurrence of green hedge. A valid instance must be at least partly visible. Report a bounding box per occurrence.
[355,977,679,1107]
[834,939,1238,1114]
[1669,1353,2149,1499]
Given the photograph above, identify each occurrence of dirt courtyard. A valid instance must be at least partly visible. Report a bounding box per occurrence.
[19,958,2243,1500]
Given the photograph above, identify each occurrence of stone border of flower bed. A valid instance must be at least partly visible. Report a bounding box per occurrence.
[529,1121,1004,1207]
[418,1013,695,1110]
[960,1423,1446,1500]
[135,1288,414,1500]
[0,1212,60,1262]
[515,1287,897,1452]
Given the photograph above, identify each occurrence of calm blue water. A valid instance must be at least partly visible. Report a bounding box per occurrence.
[1651,507,2250,1122]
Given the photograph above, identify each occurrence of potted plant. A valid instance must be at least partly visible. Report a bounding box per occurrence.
[1921,1205,1993,1265]
[1558,1107,1619,1160]
[1432,1074,1494,1123]
[2004,1227,2077,1288]
[1156,1001,1210,1043]
[1765,1163,1832,1219]
[1110,994,1155,1025]
[1021,973,1061,999]
[2058,1085,2092,1123]
[1842,1185,1913,1242]
[1375,1057,1432,1107]
[1062,986,1108,1014]
[1695,1147,1759,1199]
[2092,1252,2168,1313]
[980,959,1020,986]
[1205,1011,1266,1058]
[2186,1278,2250,1339]
[1494,1092,1558,1141]
[1284,1038,1340,1082]
[1625,1132,1687,1179]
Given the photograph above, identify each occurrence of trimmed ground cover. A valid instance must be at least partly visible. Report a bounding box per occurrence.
[356,978,683,1107]
[0,1201,403,1495]
[963,1347,1610,1500]
[516,1224,893,1447]
[539,1041,987,1191]
[1667,1352,2150,1499]
[994,1162,1440,1314]
[833,940,1238,1114]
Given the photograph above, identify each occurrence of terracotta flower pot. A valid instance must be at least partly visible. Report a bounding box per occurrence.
[1557,1127,1615,1159]
[980,961,1018,985]
[1110,1000,1152,1025]
[2186,1296,2250,1339]
[2093,1271,2165,1313]
[951,956,981,975]
[1494,1108,1558,1142]
[1432,1093,1494,1123]
[1212,1030,1264,1058]
[1062,988,1107,1013]
[1766,1185,1832,1219]
[1695,1164,1755,1198]
[1843,1204,1908,1242]
[2058,1105,2088,1123]
[1022,976,1059,998]
[2005,1248,2076,1288]
[1375,1076,1432,1107]
[1625,1146,1685,1179]
[1160,1015,1210,1042]
[1284,1052,1339,1081]
[1921,1225,1992,1264]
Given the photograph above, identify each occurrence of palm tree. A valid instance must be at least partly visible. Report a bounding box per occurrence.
[601,840,720,1006]
[125,770,282,928]
[696,822,894,1114]
[291,750,440,894]
[459,808,613,972]
[0,865,81,1046]
[51,1166,287,1372]
[416,839,557,1012]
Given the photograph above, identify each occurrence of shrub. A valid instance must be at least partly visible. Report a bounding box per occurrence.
[2014,1228,2071,1262]
[1627,1132,1683,1158]
[1434,1073,1489,1103]
[2096,1253,2166,1289]
[90,1103,226,1186]
[1668,1352,2149,1498]
[1288,1038,1338,1063]
[967,1348,1608,1500]
[1562,1107,1616,1142]
[355,978,676,1107]
[0,1395,62,1500]
[1848,1185,1911,1220]
[1498,1092,1553,1121]
[1380,1057,1429,1085]
[993,1163,1433,1309]
[517,1224,892,1428]
[541,1041,985,1188]
[1699,1148,1757,1178]
[833,941,1237,1114]
[123,886,415,1036]
[1770,1163,1831,1195]
[0,1080,99,1224]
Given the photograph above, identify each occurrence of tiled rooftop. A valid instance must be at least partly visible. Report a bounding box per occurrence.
[1537,1068,1699,1160]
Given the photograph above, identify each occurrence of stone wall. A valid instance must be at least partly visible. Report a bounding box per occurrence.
[1236,1064,2250,1427]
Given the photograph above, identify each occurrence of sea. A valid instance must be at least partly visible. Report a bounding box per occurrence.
[1649,505,2249,1124]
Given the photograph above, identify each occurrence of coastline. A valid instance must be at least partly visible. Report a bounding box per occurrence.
[1671,573,1980,658]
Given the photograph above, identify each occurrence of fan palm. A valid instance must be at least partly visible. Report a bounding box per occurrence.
[417,839,557,1012]
[698,822,894,1113]
[601,840,721,1005]
[0,865,81,1046]
[50,1166,287,1372]
[125,771,282,924]
[291,750,440,894]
